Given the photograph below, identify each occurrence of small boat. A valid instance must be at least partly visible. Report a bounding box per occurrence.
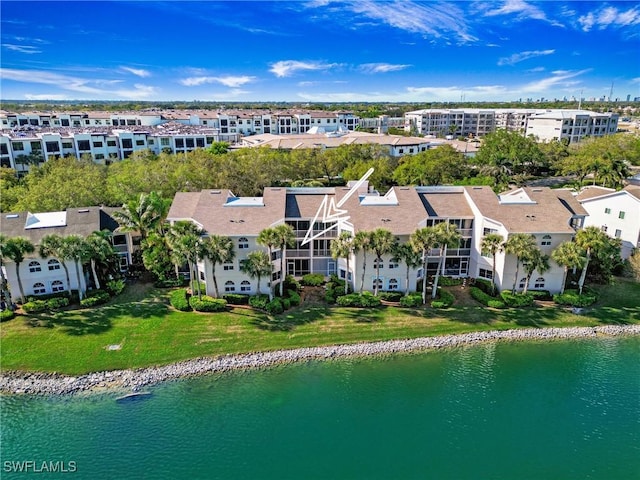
[115,391,153,403]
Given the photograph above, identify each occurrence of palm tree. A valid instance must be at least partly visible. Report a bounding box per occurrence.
[63,235,90,301]
[85,230,117,290]
[273,224,296,297]
[3,237,35,304]
[257,227,279,300]
[330,232,354,295]
[504,233,537,294]
[353,230,373,293]
[370,228,396,296]
[200,235,235,298]
[522,247,550,294]
[240,250,272,296]
[167,221,204,299]
[410,226,438,304]
[431,222,461,299]
[113,191,170,241]
[0,235,15,309]
[551,241,587,294]
[392,242,422,296]
[481,233,505,295]
[575,226,609,294]
[39,234,72,293]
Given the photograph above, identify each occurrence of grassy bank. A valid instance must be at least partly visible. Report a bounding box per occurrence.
[1,279,638,375]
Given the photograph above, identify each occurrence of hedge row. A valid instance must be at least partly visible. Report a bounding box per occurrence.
[325,275,351,304]
[223,293,250,305]
[431,289,455,309]
[553,289,598,307]
[437,277,463,287]
[336,292,382,308]
[0,309,15,321]
[400,293,423,308]
[301,273,325,286]
[470,287,506,309]
[500,291,534,307]
[80,290,111,308]
[189,295,227,312]
[22,296,71,314]
[170,289,191,311]
[378,291,404,302]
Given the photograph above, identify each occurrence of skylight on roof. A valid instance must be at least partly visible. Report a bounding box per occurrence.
[24,211,67,229]
[224,197,264,207]
[498,189,536,205]
[359,190,398,206]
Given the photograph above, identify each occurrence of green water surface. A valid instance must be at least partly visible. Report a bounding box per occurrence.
[2,337,639,479]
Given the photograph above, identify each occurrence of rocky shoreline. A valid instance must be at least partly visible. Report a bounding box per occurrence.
[2,325,639,396]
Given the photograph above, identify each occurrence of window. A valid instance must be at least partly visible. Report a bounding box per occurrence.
[95,154,105,160]
[107,140,117,147]
[373,258,383,269]
[185,138,195,148]
[112,235,127,246]
[240,280,251,292]
[483,227,497,236]
[533,277,545,289]
[62,142,73,149]
[601,226,608,232]
[48,259,61,271]
[77,140,90,151]
[388,259,399,269]
[619,211,625,219]
[604,208,611,214]
[225,281,235,293]
[29,261,42,273]
[615,229,622,238]
[33,282,46,295]
[160,138,170,146]
[479,268,493,280]
[373,278,383,289]
[175,138,184,148]
[199,271,205,281]
[541,235,552,246]
[196,138,205,148]
[12,142,24,151]
[136,139,145,146]
[121,139,133,149]
[388,278,399,290]
[238,237,249,249]
[518,277,527,289]
[223,263,234,271]
[51,280,65,292]
[93,141,103,148]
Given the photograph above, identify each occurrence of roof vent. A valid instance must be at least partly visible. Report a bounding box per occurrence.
[210,190,221,194]
[5,214,19,219]
[78,209,90,213]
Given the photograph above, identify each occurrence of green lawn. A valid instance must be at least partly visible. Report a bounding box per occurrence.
[1,279,638,375]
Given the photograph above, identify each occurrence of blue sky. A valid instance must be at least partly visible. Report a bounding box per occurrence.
[1,1,639,102]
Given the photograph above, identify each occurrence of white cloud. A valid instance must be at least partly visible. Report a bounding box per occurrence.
[344,1,477,43]
[179,75,255,87]
[0,68,157,99]
[2,44,41,54]
[269,60,339,78]
[498,49,555,66]
[359,63,411,74]
[120,66,151,78]
[24,94,70,101]
[520,69,590,93]
[578,5,640,32]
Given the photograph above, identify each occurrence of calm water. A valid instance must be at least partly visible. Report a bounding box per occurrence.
[2,338,639,480]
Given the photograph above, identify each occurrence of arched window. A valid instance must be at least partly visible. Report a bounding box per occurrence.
[373,278,383,288]
[47,259,61,271]
[29,261,42,273]
[388,278,399,290]
[51,280,65,292]
[373,258,383,269]
[33,282,46,294]
[238,237,249,249]
[518,277,527,289]
[225,280,236,292]
[541,235,552,246]
[534,277,545,289]
[240,280,251,292]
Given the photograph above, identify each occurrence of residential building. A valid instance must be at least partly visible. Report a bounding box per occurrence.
[167,184,587,298]
[1,207,135,299]
[576,186,640,258]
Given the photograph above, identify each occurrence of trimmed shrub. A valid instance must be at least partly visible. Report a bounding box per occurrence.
[283,275,302,293]
[249,294,269,310]
[189,295,227,312]
[223,293,250,305]
[378,291,403,302]
[155,277,187,288]
[46,297,69,310]
[0,309,15,321]
[474,278,494,295]
[400,293,423,308]
[431,289,455,308]
[325,276,351,304]
[106,279,126,296]
[470,287,505,309]
[301,273,325,286]
[553,289,598,307]
[282,298,291,310]
[336,292,382,308]
[80,290,110,308]
[22,300,48,314]
[170,289,191,311]
[265,298,284,315]
[286,290,301,307]
[438,276,463,287]
[529,290,552,301]
[500,291,534,307]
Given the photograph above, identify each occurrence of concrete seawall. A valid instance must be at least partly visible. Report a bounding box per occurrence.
[2,325,639,396]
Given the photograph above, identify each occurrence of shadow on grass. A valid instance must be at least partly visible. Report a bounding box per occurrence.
[249,306,332,332]
[22,290,170,336]
[591,306,638,325]
[495,305,558,328]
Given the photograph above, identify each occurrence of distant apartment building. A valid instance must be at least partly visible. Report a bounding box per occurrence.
[404,108,618,143]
